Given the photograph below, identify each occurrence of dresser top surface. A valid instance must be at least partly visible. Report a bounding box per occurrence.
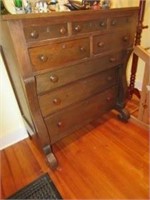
[2,7,139,21]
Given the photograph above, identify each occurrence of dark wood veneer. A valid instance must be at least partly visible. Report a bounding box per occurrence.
[1,7,138,168]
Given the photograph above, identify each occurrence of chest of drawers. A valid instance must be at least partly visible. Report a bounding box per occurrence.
[1,8,138,169]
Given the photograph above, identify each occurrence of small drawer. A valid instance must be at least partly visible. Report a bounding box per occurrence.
[72,18,107,35]
[36,51,123,94]
[45,86,118,143]
[93,31,132,54]
[24,23,68,42]
[38,67,118,117]
[29,38,90,72]
[110,15,135,29]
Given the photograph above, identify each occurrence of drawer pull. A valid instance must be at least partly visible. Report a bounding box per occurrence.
[74,25,81,32]
[30,30,39,39]
[39,55,48,62]
[109,57,116,62]
[100,21,106,27]
[123,36,129,42]
[80,46,86,52]
[57,121,63,127]
[62,44,66,49]
[49,75,59,83]
[53,98,61,105]
[60,27,66,35]
[107,76,113,81]
[97,42,104,47]
[111,20,117,26]
[106,96,112,102]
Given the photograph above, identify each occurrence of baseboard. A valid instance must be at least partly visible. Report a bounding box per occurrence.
[0,127,28,150]
[129,115,149,131]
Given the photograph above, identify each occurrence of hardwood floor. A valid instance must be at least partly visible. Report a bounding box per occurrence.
[1,111,149,199]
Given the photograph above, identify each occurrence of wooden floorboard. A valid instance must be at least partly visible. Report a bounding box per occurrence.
[0,111,149,199]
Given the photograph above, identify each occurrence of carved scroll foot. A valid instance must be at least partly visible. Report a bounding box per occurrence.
[46,153,58,170]
[43,145,58,169]
[117,108,130,122]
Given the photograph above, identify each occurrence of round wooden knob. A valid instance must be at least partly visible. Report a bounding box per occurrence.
[80,46,86,52]
[107,76,113,81]
[62,44,66,49]
[106,96,112,102]
[74,25,81,32]
[123,36,129,42]
[30,30,39,39]
[60,27,66,35]
[111,20,117,26]
[49,74,59,83]
[97,42,104,47]
[57,121,63,127]
[109,57,116,62]
[53,98,61,105]
[39,55,48,62]
[100,21,106,27]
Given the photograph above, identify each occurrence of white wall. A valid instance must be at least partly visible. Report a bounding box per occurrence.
[0,51,27,150]
[111,0,138,7]
[112,0,150,89]
[0,0,149,150]
[127,0,150,90]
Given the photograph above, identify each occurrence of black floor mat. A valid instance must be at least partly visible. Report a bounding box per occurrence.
[7,173,62,199]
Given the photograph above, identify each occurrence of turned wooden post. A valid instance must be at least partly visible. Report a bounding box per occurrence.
[128,0,148,99]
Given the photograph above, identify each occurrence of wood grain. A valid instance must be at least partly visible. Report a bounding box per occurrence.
[1,112,149,199]
[2,8,139,168]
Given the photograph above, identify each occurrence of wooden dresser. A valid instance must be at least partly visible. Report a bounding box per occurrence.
[1,8,138,168]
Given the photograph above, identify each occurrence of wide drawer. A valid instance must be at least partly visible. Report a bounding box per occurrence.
[29,37,90,71]
[93,31,134,54]
[36,51,123,94]
[72,18,107,35]
[38,67,118,117]
[24,23,68,42]
[45,86,118,144]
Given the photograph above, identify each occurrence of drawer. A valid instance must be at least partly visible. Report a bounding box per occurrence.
[29,38,90,71]
[24,23,68,42]
[36,51,123,94]
[109,15,136,29]
[38,67,118,117]
[45,86,118,143]
[72,18,107,35]
[93,31,133,54]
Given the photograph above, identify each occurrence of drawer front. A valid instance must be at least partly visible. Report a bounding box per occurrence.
[36,51,123,94]
[45,86,118,143]
[38,67,118,117]
[72,18,107,35]
[93,31,133,54]
[29,38,90,71]
[24,23,68,42]
[110,15,136,29]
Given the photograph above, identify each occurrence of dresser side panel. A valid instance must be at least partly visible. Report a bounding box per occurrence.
[0,20,34,134]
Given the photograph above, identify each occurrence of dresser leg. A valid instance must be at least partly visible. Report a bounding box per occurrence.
[43,145,58,169]
[117,108,130,122]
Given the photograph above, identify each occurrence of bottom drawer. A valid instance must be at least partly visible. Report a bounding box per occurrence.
[45,86,118,144]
